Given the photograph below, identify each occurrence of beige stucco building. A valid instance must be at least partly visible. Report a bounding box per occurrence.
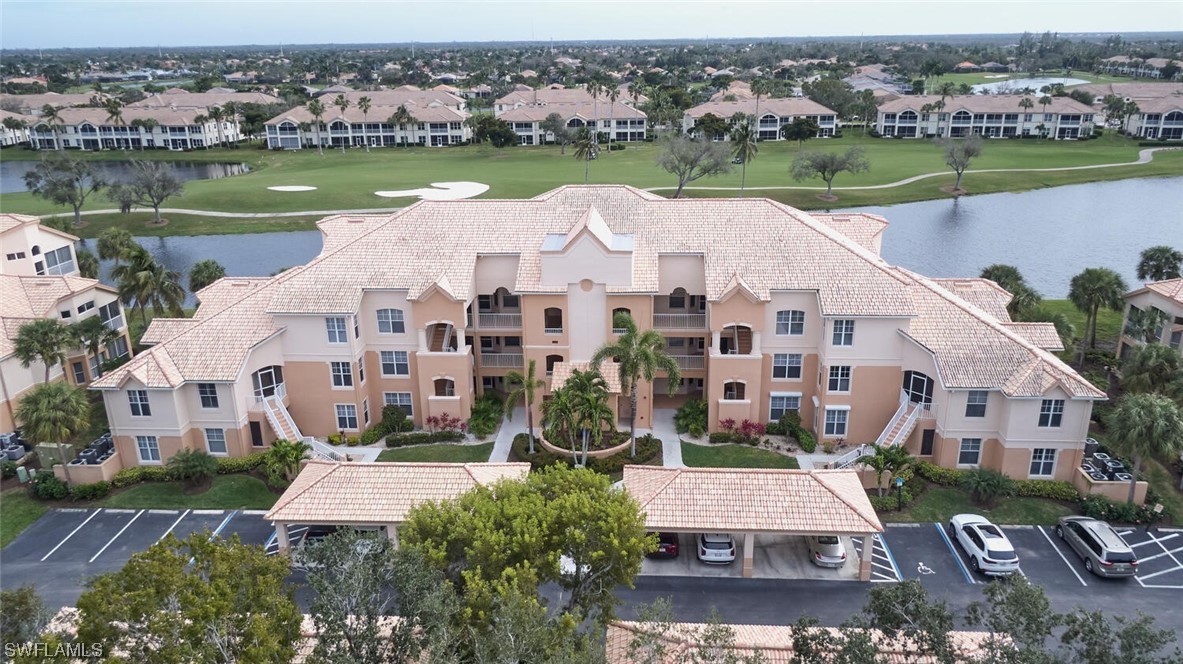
[1117,278,1183,361]
[1,215,131,433]
[91,186,1102,482]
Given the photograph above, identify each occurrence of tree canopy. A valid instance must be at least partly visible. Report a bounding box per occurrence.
[941,134,983,191]
[790,146,870,197]
[655,133,732,198]
[22,153,105,227]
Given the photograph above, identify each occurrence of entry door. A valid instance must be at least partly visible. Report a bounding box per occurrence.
[920,429,935,456]
[250,421,264,448]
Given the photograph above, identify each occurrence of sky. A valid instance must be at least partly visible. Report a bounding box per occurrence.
[1,0,1181,50]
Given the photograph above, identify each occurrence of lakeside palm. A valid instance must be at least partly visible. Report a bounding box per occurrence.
[1068,267,1127,349]
[112,246,186,325]
[1136,245,1183,282]
[1105,393,1183,504]
[40,104,65,150]
[1120,344,1183,397]
[97,228,137,266]
[592,311,680,457]
[357,96,372,152]
[188,259,226,293]
[14,319,74,383]
[505,359,545,455]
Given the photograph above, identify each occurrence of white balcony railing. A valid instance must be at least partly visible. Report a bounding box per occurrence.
[670,355,705,370]
[477,312,522,328]
[254,381,287,404]
[612,327,627,335]
[480,352,523,368]
[653,313,707,329]
[543,327,563,335]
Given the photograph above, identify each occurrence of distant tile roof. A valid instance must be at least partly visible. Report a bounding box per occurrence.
[1071,82,1183,101]
[879,95,1094,115]
[811,213,889,253]
[930,278,1013,321]
[0,275,113,356]
[127,91,279,109]
[1130,277,1183,306]
[685,97,837,119]
[265,102,466,125]
[0,213,79,243]
[36,106,211,127]
[264,461,530,524]
[497,100,645,122]
[622,466,882,535]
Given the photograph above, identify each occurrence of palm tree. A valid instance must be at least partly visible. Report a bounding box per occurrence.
[220,101,240,144]
[264,438,311,484]
[979,264,1026,293]
[128,117,159,150]
[206,105,226,148]
[112,246,185,325]
[592,311,681,456]
[1037,95,1054,138]
[505,359,545,455]
[566,369,615,467]
[192,114,209,149]
[76,248,100,279]
[40,104,65,151]
[1018,97,1035,119]
[1068,267,1128,349]
[573,127,596,184]
[1106,393,1183,503]
[306,98,326,156]
[605,85,620,155]
[15,381,90,487]
[331,94,351,154]
[14,319,74,384]
[1121,343,1182,396]
[71,315,120,379]
[541,386,581,464]
[750,78,772,136]
[97,228,137,267]
[730,123,758,196]
[103,98,125,149]
[387,105,415,147]
[167,449,218,488]
[1006,283,1043,319]
[357,96,372,152]
[188,258,226,293]
[1136,245,1183,282]
[1125,307,1171,344]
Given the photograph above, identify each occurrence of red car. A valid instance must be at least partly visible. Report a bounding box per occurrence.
[648,532,680,559]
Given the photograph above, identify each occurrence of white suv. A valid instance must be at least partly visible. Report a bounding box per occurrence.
[948,514,1019,576]
[697,533,736,564]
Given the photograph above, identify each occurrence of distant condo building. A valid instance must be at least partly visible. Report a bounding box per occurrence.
[876,95,1096,139]
[682,98,839,140]
[493,85,648,144]
[264,87,471,149]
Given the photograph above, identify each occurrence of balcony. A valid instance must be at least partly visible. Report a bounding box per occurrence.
[480,352,524,368]
[653,313,707,330]
[477,312,522,328]
[670,355,705,370]
[544,327,563,335]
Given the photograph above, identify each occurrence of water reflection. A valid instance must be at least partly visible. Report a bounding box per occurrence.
[0,160,250,194]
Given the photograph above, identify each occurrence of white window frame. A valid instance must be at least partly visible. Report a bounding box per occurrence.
[376,308,405,334]
[128,390,151,417]
[769,392,802,421]
[958,438,982,466]
[330,361,353,388]
[832,319,855,346]
[772,353,803,380]
[204,428,228,456]
[823,407,849,438]
[363,398,370,425]
[827,365,852,393]
[1029,448,1056,477]
[380,350,410,376]
[776,310,805,336]
[335,404,359,431]
[383,391,413,416]
[326,316,347,344]
[965,390,987,418]
[1038,399,1064,428]
[136,435,161,463]
[198,383,219,409]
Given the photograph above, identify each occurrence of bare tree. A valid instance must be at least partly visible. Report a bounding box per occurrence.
[790,146,870,197]
[655,133,733,198]
[126,160,184,225]
[941,134,983,191]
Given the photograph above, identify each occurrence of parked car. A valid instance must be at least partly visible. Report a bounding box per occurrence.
[697,533,736,564]
[947,514,1019,576]
[806,535,847,568]
[1055,516,1138,578]
[648,532,680,559]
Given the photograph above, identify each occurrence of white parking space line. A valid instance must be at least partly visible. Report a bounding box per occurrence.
[192,509,224,515]
[40,510,101,562]
[1128,533,1177,548]
[1136,566,1183,581]
[1135,545,1183,564]
[157,509,191,543]
[241,510,269,516]
[147,509,179,515]
[88,510,144,563]
[1037,526,1088,587]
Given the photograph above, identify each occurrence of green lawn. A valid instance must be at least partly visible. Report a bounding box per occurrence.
[0,489,48,549]
[926,71,1133,87]
[100,475,278,510]
[680,443,800,469]
[376,443,494,463]
[1040,299,1123,348]
[879,485,1077,525]
[3,131,1179,237]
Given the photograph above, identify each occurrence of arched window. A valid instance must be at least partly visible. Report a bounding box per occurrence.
[543,307,563,333]
[612,308,631,334]
[720,324,752,355]
[668,287,688,309]
[899,110,917,122]
[376,308,405,334]
[1165,111,1183,123]
[330,120,348,131]
[723,381,746,400]
[30,245,41,256]
[433,378,455,397]
[545,354,564,375]
[252,365,285,400]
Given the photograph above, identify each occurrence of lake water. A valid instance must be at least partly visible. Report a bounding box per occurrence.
[970,76,1089,95]
[82,176,1182,303]
[0,160,250,194]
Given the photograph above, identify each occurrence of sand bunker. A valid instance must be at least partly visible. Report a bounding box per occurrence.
[267,185,318,192]
[374,181,490,200]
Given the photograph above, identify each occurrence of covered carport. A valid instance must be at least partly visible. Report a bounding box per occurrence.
[622,466,883,581]
[264,460,530,552]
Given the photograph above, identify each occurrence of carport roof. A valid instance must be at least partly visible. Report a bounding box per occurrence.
[622,466,882,535]
[265,461,530,525]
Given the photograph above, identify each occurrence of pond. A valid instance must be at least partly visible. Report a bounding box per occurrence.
[970,76,1090,95]
[0,160,250,194]
[82,176,1182,305]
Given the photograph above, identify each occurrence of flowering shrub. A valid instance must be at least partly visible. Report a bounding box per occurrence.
[426,413,466,434]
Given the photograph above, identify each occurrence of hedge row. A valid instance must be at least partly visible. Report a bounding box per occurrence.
[912,460,1081,502]
[109,453,267,489]
[510,433,661,475]
[385,431,466,448]
[1080,494,1172,525]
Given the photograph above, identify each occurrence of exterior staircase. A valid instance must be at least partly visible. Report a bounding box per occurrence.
[735,327,752,354]
[428,323,454,352]
[876,401,922,448]
[261,393,341,461]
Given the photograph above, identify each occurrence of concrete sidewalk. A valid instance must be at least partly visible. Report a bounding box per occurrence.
[489,407,529,462]
[650,408,683,467]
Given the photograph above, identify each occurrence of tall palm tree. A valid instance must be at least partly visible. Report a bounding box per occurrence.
[71,315,120,379]
[1068,267,1128,349]
[331,94,351,154]
[605,85,620,155]
[1125,307,1171,344]
[128,117,159,150]
[205,105,226,148]
[40,104,65,151]
[97,227,137,267]
[13,319,74,383]
[188,258,226,293]
[112,246,185,325]
[103,98,125,149]
[566,369,615,467]
[573,127,595,184]
[1018,97,1035,119]
[357,96,372,152]
[1121,343,1182,395]
[935,82,957,136]
[1106,393,1183,503]
[387,105,415,147]
[15,381,91,487]
[541,385,581,464]
[505,359,545,455]
[306,98,326,156]
[1037,95,1054,138]
[750,78,772,136]
[587,75,608,153]
[591,311,681,456]
[220,101,240,144]
[192,114,209,149]
[76,247,100,279]
[1136,245,1183,282]
[979,264,1026,293]
[730,123,758,196]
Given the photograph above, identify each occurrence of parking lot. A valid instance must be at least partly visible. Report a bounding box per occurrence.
[640,533,862,581]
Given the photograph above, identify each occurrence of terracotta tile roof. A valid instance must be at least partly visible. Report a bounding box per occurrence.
[0,275,113,358]
[1001,322,1065,352]
[930,278,1013,321]
[0,92,98,113]
[622,466,882,535]
[685,97,838,118]
[497,100,645,122]
[1132,278,1183,306]
[264,461,530,524]
[193,278,272,318]
[879,95,1094,115]
[127,91,279,109]
[1072,82,1183,101]
[1132,97,1183,114]
[138,318,198,345]
[550,361,623,393]
[266,102,466,126]
[39,106,212,127]
[0,213,77,241]
[605,621,1001,664]
[811,213,889,253]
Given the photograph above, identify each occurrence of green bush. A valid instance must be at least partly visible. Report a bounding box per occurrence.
[359,426,387,445]
[385,431,465,448]
[797,430,817,453]
[510,432,660,474]
[467,392,505,439]
[780,411,802,436]
[1014,479,1079,502]
[687,422,705,438]
[708,432,735,445]
[166,449,218,486]
[1,461,16,479]
[765,421,785,435]
[961,468,1016,507]
[111,465,170,488]
[915,460,966,486]
[215,453,266,474]
[673,399,708,435]
[380,406,414,434]
[29,473,68,501]
[870,487,914,512]
[1079,494,1170,524]
[69,481,111,501]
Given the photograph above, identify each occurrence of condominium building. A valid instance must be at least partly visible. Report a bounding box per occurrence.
[1,215,131,432]
[264,88,471,149]
[29,107,244,150]
[876,95,1096,139]
[127,90,280,110]
[1098,56,1181,80]
[1117,278,1183,361]
[91,186,1101,483]
[1123,98,1183,140]
[683,99,839,140]
[493,86,648,143]
[0,110,33,146]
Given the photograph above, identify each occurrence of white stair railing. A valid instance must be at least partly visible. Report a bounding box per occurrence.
[305,436,343,461]
[833,444,876,469]
[885,405,922,448]
[875,397,911,447]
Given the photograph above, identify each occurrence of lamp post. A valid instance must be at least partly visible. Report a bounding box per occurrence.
[895,476,905,511]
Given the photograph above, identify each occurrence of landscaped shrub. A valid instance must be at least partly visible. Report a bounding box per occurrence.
[359,427,386,445]
[1079,494,1169,525]
[326,433,360,446]
[914,460,966,486]
[708,432,736,445]
[69,481,111,501]
[797,430,817,453]
[425,413,466,434]
[510,432,661,474]
[673,399,708,435]
[215,453,266,474]
[1,461,16,479]
[765,421,784,436]
[1014,479,1079,502]
[384,431,466,448]
[869,486,914,512]
[111,465,171,488]
[467,393,505,439]
[29,473,68,501]
[166,449,218,487]
[961,468,1016,507]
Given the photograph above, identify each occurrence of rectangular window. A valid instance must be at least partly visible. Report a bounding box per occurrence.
[383,391,413,415]
[204,428,227,455]
[336,404,359,430]
[376,308,405,334]
[77,301,94,314]
[98,301,123,330]
[965,390,988,418]
[776,310,805,335]
[89,355,100,379]
[668,293,685,309]
[326,317,347,343]
[363,398,370,425]
[128,390,151,417]
[43,246,74,275]
[380,350,410,376]
[772,353,803,379]
[769,394,801,420]
[959,438,982,465]
[1171,330,1182,350]
[331,361,353,387]
[106,336,129,359]
[198,383,219,408]
[71,362,86,384]
[823,408,848,437]
[353,315,360,339]
[1038,399,1064,427]
[357,359,365,384]
[832,320,855,346]
[1030,448,1056,477]
[827,365,851,392]
[60,310,72,319]
[136,435,160,462]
